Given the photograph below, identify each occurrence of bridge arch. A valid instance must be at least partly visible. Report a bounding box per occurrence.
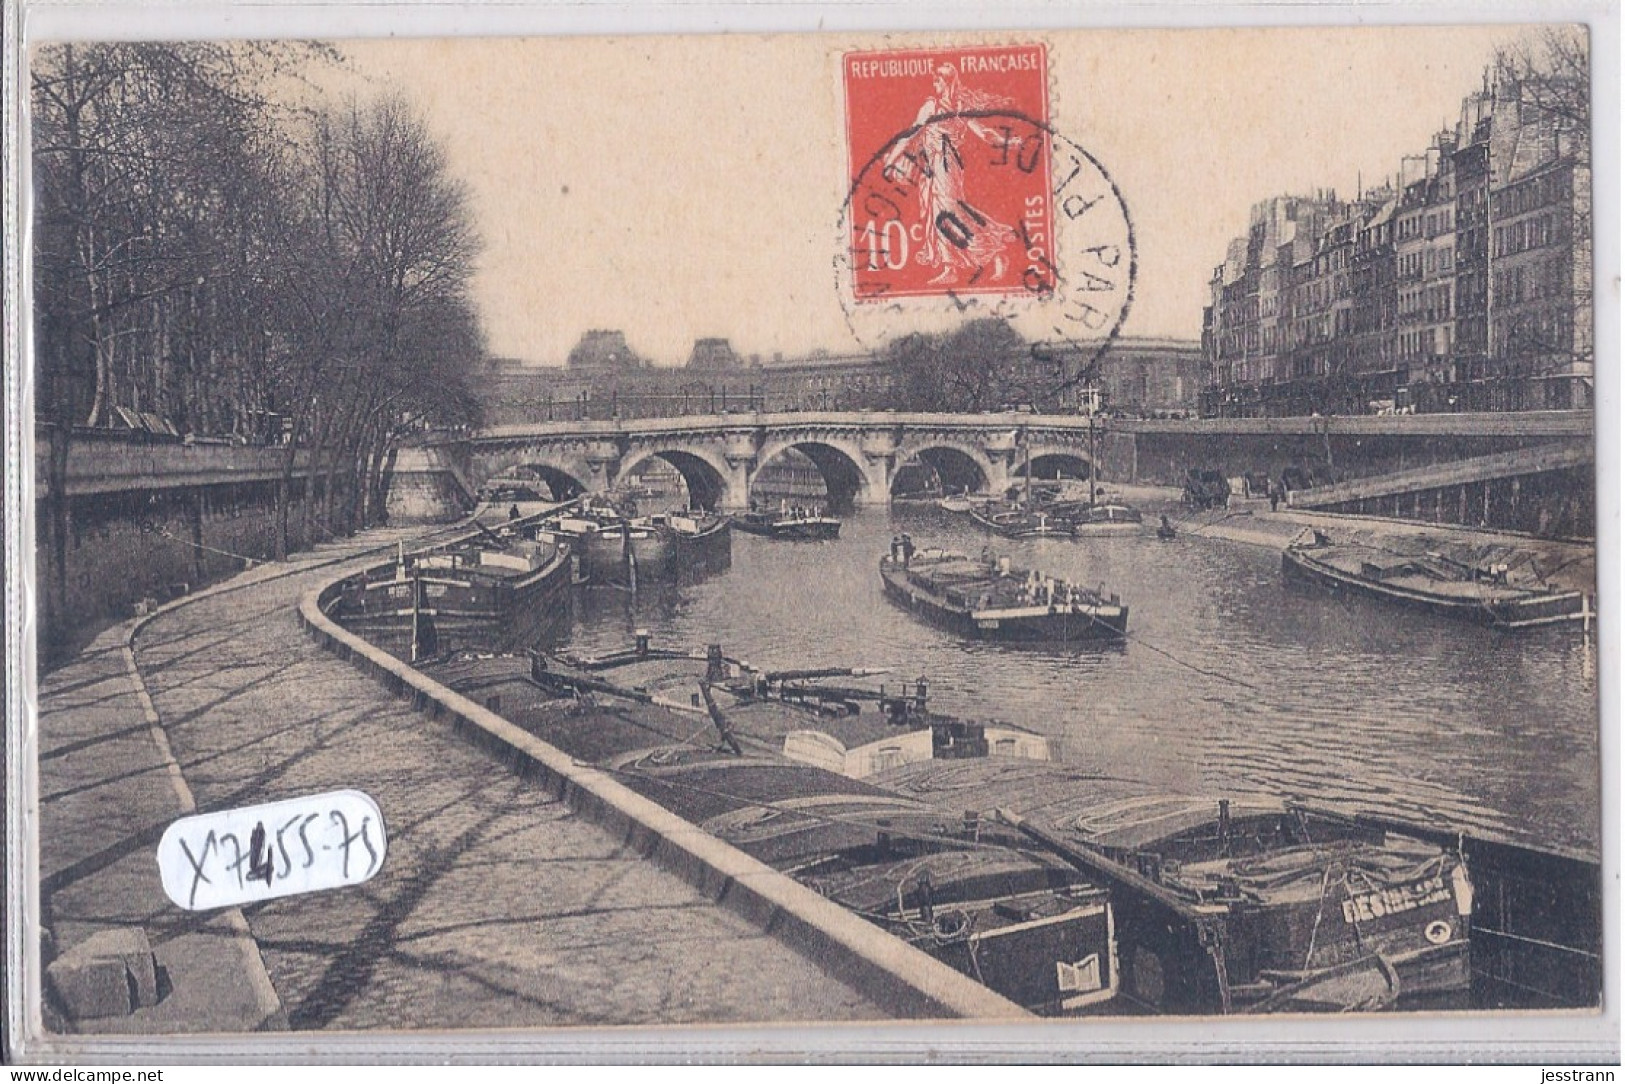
[504,463,588,501]
[891,446,993,498]
[753,439,872,512]
[1020,450,1093,481]
[616,446,732,510]
[469,450,594,500]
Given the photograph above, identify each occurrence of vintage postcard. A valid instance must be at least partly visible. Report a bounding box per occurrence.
[8,19,1613,1061]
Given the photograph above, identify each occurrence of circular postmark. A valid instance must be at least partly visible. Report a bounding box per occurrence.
[836,109,1135,393]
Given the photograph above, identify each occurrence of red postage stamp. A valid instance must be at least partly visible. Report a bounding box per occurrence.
[843,44,1053,302]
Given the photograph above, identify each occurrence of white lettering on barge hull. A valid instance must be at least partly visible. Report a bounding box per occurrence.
[1340,875,1451,925]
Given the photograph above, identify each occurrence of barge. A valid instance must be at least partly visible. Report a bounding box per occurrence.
[644,509,732,575]
[877,760,1474,1014]
[731,506,842,541]
[537,501,731,584]
[328,527,571,657]
[967,504,1073,539]
[534,500,666,584]
[880,548,1128,641]
[1282,531,1591,630]
[418,646,1113,1013]
[1059,503,1147,537]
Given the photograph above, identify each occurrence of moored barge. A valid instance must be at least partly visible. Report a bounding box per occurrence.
[880,548,1128,641]
[418,645,1113,1013]
[876,759,1475,1014]
[967,504,1072,539]
[534,500,666,583]
[1282,531,1592,630]
[1060,502,1147,537]
[328,528,571,656]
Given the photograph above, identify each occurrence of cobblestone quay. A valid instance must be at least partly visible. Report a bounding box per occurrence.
[38,527,884,1036]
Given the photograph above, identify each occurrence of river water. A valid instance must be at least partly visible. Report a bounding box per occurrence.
[541,507,1598,859]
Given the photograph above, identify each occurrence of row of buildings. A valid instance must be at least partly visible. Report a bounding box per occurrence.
[1202,70,1592,417]
[479,330,1204,424]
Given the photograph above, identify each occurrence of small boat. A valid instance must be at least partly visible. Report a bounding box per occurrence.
[1059,503,1147,537]
[643,509,731,549]
[730,506,842,540]
[967,504,1072,539]
[1282,531,1592,630]
[880,548,1128,641]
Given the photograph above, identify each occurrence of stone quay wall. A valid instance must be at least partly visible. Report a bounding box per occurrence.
[37,477,321,659]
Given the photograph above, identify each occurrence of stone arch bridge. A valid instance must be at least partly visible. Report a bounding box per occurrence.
[420,412,1110,512]
[384,409,1593,533]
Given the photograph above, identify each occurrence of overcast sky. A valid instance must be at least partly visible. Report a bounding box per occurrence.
[341,26,1535,366]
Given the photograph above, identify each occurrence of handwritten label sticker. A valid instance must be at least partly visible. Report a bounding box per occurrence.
[158,790,386,911]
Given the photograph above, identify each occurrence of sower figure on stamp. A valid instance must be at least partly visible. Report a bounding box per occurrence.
[883,64,1021,286]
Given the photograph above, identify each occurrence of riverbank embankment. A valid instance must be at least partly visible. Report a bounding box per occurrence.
[1109,483,1594,595]
[32,523,898,1050]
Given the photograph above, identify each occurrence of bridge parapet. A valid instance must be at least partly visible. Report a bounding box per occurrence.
[433,409,1596,516]
[1116,411,1592,439]
[460,409,1593,445]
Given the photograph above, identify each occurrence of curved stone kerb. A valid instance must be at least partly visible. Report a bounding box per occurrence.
[297,559,1030,1022]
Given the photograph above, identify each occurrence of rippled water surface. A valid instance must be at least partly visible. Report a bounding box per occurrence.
[547,507,1599,856]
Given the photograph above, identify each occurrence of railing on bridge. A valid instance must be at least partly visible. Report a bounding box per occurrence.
[462,409,1594,444]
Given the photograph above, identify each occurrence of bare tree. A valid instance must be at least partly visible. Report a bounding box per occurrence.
[31,42,329,628]
[31,44,484,616]
[1493,27,1593,400]
[1495,27,1590,161]
[279,94,484,541]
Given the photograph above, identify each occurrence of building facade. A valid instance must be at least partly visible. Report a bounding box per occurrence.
[1395,137,1460,404]
[477,335,1202,425]
[1202,75,1591,417]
